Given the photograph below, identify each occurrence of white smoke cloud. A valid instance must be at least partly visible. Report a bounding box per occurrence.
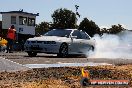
[88,30,132,59]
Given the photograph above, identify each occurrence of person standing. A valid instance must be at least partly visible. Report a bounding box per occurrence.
[6,25,16,53]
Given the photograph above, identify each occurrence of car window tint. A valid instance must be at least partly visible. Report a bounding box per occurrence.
[44,29,72,37]
[72,30,82,39]
[80,31,90,39]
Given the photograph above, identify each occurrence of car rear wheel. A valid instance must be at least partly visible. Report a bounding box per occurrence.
[27,52,37,57]
[91,46,94,51]
[58,43,68,57]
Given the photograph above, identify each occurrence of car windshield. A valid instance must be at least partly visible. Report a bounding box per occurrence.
[44,29,72,37]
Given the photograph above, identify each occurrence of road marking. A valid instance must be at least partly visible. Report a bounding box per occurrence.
[24,62,112,68]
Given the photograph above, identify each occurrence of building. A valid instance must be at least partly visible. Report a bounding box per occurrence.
[0,10,39,41]
[0,21,2,35]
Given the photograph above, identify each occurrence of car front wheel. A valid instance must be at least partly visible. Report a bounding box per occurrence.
[58,43,68,57]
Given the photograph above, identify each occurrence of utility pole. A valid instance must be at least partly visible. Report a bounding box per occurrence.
[75,5,80,18]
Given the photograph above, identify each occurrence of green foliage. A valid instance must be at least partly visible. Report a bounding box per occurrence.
[51,8,77,29]
[35,22,50,35]
[100,28,108,34]
[108,24,126,34]
[100,24,126,34]
[35,8,125,36]
[78,18,100,37]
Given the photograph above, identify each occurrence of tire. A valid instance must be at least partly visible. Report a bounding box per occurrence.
[80,77,90,86]
[27,52,37,57]
[58,43,68,57]
[91,46,95,51]
[86,46,95,57]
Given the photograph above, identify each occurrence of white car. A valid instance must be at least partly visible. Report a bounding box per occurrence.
[24,29,95,57]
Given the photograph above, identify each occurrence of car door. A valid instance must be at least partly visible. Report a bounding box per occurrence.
[80,31,92,52]
[69,30,85,54]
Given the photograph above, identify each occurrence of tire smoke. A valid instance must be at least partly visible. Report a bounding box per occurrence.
[88,30,132,59]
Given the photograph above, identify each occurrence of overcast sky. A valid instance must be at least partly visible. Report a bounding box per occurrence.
[0,0,132,30]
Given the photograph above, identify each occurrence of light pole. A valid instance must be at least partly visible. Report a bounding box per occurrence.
[75,5,80,18]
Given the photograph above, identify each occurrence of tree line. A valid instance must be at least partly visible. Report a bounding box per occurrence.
[36,8,126,37]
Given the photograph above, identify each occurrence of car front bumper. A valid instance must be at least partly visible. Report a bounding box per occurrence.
[24,43,60,54]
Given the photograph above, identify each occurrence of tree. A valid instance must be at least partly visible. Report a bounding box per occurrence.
[35,22,50,35]
[51,8,77,29]
[108,24,126,34]
[78,18,100,37]
[100,28,108,34]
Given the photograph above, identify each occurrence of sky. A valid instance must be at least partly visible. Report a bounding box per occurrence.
[0,0,132,30]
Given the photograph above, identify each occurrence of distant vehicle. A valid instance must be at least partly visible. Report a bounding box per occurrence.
[24,29,95,57]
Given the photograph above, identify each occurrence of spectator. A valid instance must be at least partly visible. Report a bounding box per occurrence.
[6,25,16,53]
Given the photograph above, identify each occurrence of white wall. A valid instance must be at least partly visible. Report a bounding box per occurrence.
[18,25,35,35]
[0,15,2,21]
[2,14,11,29]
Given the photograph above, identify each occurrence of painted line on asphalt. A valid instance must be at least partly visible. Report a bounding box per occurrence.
[24,62,112,68]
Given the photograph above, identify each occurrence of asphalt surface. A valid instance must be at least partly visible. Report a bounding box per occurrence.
[0,52,132,65]
[0,51,132,72]
[0,57,30,72]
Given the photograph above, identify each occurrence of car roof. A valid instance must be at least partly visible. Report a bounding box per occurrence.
[53,29,78,31]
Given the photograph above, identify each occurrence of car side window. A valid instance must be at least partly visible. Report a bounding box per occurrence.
[72,30,82,39]
[80,31,90,39]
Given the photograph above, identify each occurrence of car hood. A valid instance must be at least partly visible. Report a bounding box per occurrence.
[27,36,68,41]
